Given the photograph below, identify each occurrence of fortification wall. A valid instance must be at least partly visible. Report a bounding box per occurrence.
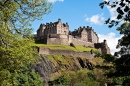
[47,34,69,45]
[39,47,94,58]
[69,35,94,47]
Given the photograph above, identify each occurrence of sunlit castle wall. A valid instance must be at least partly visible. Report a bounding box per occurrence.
[68,35,94,47]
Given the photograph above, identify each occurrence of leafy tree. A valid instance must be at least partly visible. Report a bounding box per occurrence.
[0,65,44,86]
[100,0,130,85]
[102,54,116,63]
[106,22,130,85]
[114,22,130,76]
[99,0,130,28]
[0,0,52,34]
[49,70,100,86]
[0,0,52,85]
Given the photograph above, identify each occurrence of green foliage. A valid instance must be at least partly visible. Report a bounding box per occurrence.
[15,66,44,86]
[48,55,113,86]
[113,77,124,85]
[113,23,130,76]
[49,75,70,86]
[0,0,52,33]
[0,38,37,71]
[99,0,130,27]
[0,0,52,85]
[0,66,44,86]
[104,22,130,85]
[102,54,116,63]
[112,76,130,85]
[50,69,100,86]
[94,51,102,57]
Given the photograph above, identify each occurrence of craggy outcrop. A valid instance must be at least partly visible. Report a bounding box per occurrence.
[33,55,94,86]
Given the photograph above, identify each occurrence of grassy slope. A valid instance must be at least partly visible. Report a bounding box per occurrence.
[33,43,96,52]
[46,55,112,85]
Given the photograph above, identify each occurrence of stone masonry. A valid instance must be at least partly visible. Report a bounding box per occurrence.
[35,19,110,54]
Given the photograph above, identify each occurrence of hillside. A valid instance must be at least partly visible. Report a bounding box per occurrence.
[33,54,113,86]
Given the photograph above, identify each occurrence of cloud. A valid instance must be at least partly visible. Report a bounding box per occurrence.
[85,14,105,25]
[34,31,37,34]
[104,0,121,20]
[106,4,117,20]
[98,32,122,55]
[47,0,64,3]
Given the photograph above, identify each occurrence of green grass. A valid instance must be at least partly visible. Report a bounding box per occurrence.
[33,43,96,52]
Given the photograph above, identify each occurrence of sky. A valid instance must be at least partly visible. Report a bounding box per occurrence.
[32,0,122,55]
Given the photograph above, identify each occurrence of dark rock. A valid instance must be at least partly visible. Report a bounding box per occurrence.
[33,55,94,86]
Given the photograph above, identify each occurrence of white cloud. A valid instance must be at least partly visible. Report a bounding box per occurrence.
[98,32,122,55]
[104,0,120,20]
[47,0,64,3]
[106,4,117,20]
[85,14,105,25]
[34,31,37,34]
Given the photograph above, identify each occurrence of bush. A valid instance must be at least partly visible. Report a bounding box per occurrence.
[70,43,76,48]
[102,54,116,62]
[49,69,100,86]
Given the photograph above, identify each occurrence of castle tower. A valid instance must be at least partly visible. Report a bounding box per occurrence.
[56,19,69,35]
[86,26,99,43]
[37,24,46,38]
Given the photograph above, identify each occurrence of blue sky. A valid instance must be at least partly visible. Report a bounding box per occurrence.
[32,0,122,54]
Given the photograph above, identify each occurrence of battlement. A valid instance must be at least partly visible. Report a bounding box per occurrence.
[35,19,110,54]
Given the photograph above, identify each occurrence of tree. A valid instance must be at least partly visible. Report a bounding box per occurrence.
[0,0,52,35]
[100,1,130,85]
[0,0,52,85]
[114,22,130,76]
[99,0,130,28]
[106,22,130,85]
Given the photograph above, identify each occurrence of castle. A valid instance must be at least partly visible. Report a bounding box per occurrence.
[35,19,110,54]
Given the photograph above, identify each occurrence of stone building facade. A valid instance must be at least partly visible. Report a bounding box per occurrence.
[70,26,99,43]
[35,19,110,54]
[94,40,111,54]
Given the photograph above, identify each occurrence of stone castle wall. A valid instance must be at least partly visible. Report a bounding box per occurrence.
[46,34,94,47]
[47,34,69,45]
[68,35,94,47]
[39,47,94,58]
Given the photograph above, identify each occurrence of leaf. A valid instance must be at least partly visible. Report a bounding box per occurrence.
[115,21,119,26]
[119,2,125,7]
[104,1,108,4]
[108,24,113,28]
[117,7,124,15]
[105,18,110,24]
[116,2,118,4]
[124,6,129,12]
[117,14,123,19]
[111,5,116,8]
[125,0,130,3]
[99,2,104,9]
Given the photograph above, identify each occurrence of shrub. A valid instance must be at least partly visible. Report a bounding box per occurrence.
[70,43,76,48]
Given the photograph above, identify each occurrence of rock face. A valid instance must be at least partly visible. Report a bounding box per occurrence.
[33,55,94,86]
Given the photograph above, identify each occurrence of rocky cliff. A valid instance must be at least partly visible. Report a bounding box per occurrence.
[32,55,95,86]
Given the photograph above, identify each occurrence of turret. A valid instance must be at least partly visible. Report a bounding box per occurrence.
[103,40,107,44]
[65,22,69,27]
[58,18,61,22]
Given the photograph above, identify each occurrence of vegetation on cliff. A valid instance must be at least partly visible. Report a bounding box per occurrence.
[33,54,114,86]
